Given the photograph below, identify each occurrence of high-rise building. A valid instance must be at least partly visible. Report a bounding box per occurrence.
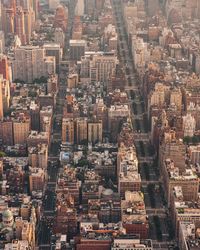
[88,121,102,144]
[43,43,62,73]
[13,115,30,145]
[159,131,186,174]
[62,118,74,144]
[163,159,199,204]
[12,46,56,83]
[75,0,84,16]
[2,77,10,113]
[91,52,118,83]
[49,0,60,10]
[0,55,9,80]
[23,8,32,44]
[0,31,5,54]
[0,78,3,119]
[0,2,2,30]
[2,7,15,36]
[147,0,159,17]
[29,167,45,192]
[32,0,39,19]
[54,28,65,48]
[75,118,88,144]
[84,0,105,16]
[15,6,26,45]
[69,40,86,61]
[0,119,13,145]
[182,114,196,137]
[54,4,68,31]
[28,144,48,169]
[188,145,200,164]
[30,101,40,131]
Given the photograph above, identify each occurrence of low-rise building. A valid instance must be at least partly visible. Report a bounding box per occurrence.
[121,191,148,239]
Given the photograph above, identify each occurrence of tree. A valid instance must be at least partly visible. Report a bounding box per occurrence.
[14,79,25,84]
[33,76,48,84]
[0,151,6,157]
[183,136,191,144]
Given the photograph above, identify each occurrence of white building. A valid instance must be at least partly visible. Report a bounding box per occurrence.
[75,0,84,16]
[182,113,196,137]
[112,238,153,250]
[54,28,65,48]
[188,145,200,164]
[12,46,56,83]
[49,0,60,10]
[132,37,150,70]
[0,31,5,53]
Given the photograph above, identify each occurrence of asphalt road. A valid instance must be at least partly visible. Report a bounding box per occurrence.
[38,0,77,248]
[111,0,175,245]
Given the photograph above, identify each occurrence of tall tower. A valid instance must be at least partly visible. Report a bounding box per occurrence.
[9,0,16,14]
[2,7,15,36]
[32,0,39,19]
[0,55,9,80]
[15,6,26,44]
[0,77,4,120]
[198,0,200,18]
[75,0,84,16]
[0,2,2,30]
[30,206,37,250]
[24,8,32,44]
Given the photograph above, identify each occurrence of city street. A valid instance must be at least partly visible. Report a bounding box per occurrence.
[111,0,174,246]
[38,0,77,248]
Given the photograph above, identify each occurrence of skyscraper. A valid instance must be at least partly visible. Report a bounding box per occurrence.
[0,2,2,30]
[24,8,32,44]
[0,77,3,119]
[75,0,84,16]
[15,6,26,45]
[62,118,74,144]
[12,46,56,83]
[0,55,9,80]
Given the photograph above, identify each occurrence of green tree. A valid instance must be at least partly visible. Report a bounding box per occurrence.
[0,151,6,157]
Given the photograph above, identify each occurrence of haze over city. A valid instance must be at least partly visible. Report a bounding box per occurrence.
[0,0,200,249]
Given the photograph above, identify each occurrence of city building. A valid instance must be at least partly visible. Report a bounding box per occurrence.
[69,40,86,61]
[182,114,196,137]
[28,144,48,169]
[75,118,88,144]
[112,237,153,250]
[163,159,199,204]
[54,5,68,31]
[159,131,186,174]
[13,115,30,145]
[0,55,9,80]
[171,186,200,236]
[15,6,26,45]
[43,43,62,73]
[27,131,49,147]
[0,31,5,54]
[88,120,103,144]
[188,145,200,164]
[29,167,45,193]
[54,28,65,48]
[49,0,60,10]
[12,46,56,83]
[0,119,13,145]
[118,144,140,197]
[179,222,200,250]
[62,118,74,144]
[0,77,3,119]
[121,191,148,239]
